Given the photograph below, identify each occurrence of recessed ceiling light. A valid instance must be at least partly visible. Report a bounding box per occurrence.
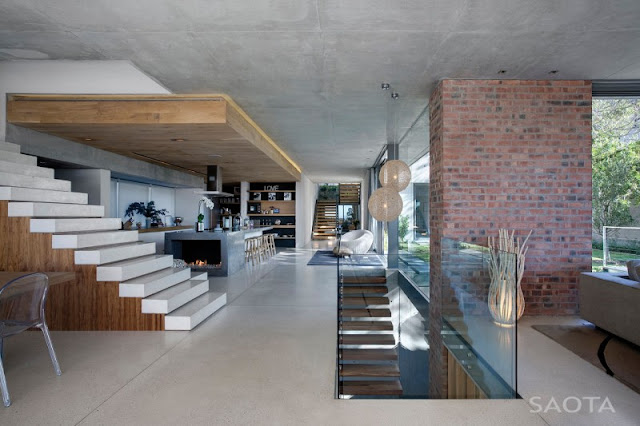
[549,70,559,74]
[208,154,221,158]
[498,70,507,74]
[170,138,186,142]
[83,138,94,141]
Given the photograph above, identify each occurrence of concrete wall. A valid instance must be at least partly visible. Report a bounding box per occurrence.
[175,187,208,231]
[360,175,369,230]
[1,60,203,188]
[296,174,317,248]
[55,169,111,212]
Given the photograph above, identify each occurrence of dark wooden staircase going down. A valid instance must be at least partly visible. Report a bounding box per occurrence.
[312,200,337,240]
[338,270,403,397]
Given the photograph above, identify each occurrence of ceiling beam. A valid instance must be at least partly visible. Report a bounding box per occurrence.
[7,94,302,181]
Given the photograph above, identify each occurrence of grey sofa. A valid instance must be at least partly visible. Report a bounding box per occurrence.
[579,272,640,346]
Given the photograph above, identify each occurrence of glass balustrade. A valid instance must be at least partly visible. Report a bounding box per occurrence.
[335,239,519,399]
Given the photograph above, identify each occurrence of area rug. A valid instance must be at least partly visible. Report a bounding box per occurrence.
[532,324,640,394]
[306,250,384,267]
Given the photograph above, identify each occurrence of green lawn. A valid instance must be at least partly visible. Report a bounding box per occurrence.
[592,248,640,272]
[400,242,430,262]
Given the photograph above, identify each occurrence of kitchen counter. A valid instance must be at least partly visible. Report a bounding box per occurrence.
[138,225,193,234]
[164,227,273,276]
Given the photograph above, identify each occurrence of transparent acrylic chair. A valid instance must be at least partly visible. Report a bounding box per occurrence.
[0,273,61,407]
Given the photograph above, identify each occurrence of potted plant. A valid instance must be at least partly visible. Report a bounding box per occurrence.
[124,201,168,229]
[197,196,215,232]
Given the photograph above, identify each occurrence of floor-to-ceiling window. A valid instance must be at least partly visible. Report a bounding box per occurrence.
[397,107,430,296]
[591,91,640,271]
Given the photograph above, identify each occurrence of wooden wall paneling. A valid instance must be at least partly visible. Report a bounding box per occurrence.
[224,97,301,181]
[0,201,163,330]
[446,348,487,399]
[7,98,227,125]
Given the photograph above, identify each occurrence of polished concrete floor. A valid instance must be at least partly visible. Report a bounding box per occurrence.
[0,241,638,425]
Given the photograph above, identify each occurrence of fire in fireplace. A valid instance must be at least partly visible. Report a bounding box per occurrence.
[188,259,223,270]
[174,240,223,271]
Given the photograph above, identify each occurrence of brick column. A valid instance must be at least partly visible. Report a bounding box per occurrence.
[428,79,592,398]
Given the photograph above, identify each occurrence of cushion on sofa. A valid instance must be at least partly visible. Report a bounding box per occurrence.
[626,259,640,281]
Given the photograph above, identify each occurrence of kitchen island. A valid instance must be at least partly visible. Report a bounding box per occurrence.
[164,227,273,276]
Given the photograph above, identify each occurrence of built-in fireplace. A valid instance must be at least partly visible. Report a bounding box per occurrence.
[165,231,245,277]
[172,240,223,272]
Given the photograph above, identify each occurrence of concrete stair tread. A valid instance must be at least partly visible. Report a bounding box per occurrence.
[52,230,138,249]
[145,278,209,301]
[0,159,54,178]
[340,380,403,396]
[164,292,227,331]
[97,254,173,282]
[75,242,156,265]
[0,141,20,153]
[141,279,209,314]
[31,217,121,233]
[341,349,398,361]
[0,151,37,166]
[0,171,71,192]
[0,186,88,204]
[100,254,171,267]
[340,364,400,377]
[8,202,104,217]
[119,267,193,298]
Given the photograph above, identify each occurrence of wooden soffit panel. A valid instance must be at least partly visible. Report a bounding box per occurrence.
[7,94,301,182]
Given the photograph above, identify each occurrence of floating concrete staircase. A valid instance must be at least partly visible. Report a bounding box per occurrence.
[0,141,226,331]
[75,242,157,265]
[338,268,403,397]
[9,202,104,218]
[0,159,54,178]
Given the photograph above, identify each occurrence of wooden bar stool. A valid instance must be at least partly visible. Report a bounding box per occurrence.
[245,238,252,263]
[267,233,277,257]
[259,234,269,261]
[247,237,260,266]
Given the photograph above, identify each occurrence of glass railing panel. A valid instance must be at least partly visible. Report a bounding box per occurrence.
[398,240,430,296]
[440,238,518,398]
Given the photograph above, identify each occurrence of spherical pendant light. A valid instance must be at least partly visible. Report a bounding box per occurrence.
[368,187,403,222]
[379,160,411,192]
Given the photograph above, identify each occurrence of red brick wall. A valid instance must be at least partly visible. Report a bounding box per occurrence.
[428,79,592,397]
[428,81,447,398]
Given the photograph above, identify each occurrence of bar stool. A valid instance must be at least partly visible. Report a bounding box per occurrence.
[245,238,252,264]
[251,237,261,265]
[259,234,269,261]
[266,233,277,257]
[246,237,259,266]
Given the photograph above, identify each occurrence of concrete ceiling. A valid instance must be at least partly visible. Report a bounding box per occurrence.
[1,1,640,181]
